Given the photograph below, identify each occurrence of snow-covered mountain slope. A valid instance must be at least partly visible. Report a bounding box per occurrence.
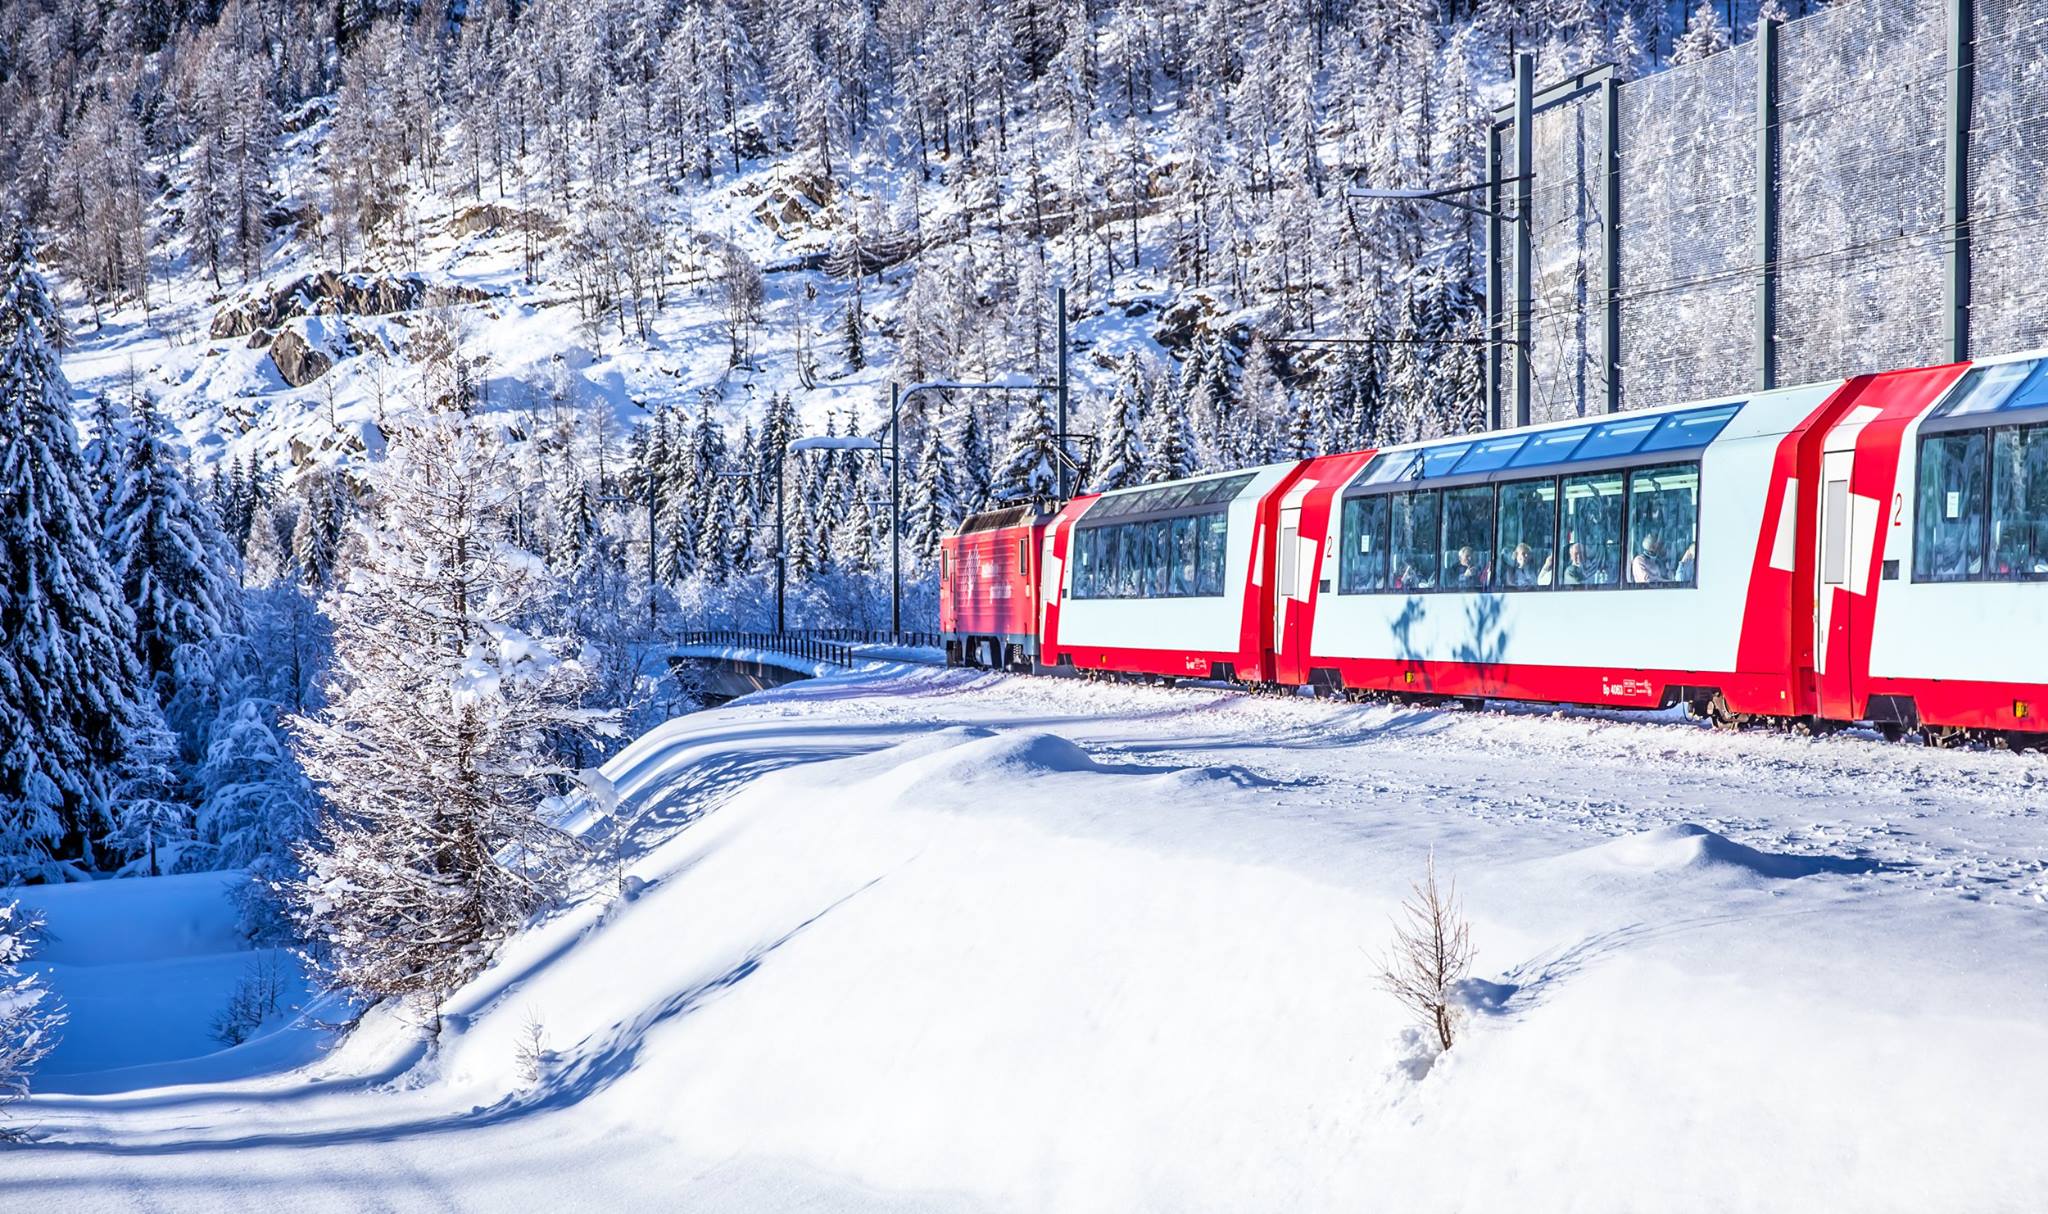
[14,669,2048,1211]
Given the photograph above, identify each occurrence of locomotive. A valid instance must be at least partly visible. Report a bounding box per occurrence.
[939,352,2048,748]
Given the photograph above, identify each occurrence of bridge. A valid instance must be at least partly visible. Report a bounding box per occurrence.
[670,629,944,703]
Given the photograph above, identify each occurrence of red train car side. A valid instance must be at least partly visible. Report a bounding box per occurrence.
[938,504,1054,670]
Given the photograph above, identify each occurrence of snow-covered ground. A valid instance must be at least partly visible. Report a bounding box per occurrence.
[11,668,2048,1211]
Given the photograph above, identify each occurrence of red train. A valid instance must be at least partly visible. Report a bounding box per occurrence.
[939,353,2048,748]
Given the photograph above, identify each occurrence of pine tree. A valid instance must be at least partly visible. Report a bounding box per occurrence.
[1284,390,1317,459]
[102,394,245,723]
[992,393,1060,503]
[0,228,163,879]
[1141,372,1200,483]
[696,473,734,584]
[906,425,957,566]
[954,400,993,515]
[841,301,865,370]
[1670,1,1731,65]
[1091,356,1149,492]
[291,467,353,589]
[289,415,616,1009]
[0,900,63,1136]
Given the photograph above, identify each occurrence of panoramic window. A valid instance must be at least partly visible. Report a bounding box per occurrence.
[1496,477,1558,589]
[1560,470,1625,587]
[1391,490,1442,591]
[1068,505,1235,601]
[1339,495,1392,593]
[1624,463,1700,586]
[1992,425,2048,580]
[1916,431,1987,583]
[1440,485,1497,590]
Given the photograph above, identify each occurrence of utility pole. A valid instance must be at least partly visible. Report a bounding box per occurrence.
[890,381,902,638]
[1055,285,1071,500]
[774,441,786,635]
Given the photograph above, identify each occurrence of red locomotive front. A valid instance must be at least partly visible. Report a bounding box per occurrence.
[939,504,1055,670]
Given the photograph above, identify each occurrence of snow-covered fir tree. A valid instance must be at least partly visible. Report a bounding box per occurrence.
[0,229,166,881]
[0,900,63,1138]
[992,393,1061,504]
[289,414,617,1009]
[101,393,246,739]
[1141,371,1201,483]
[1091,355,1150,493]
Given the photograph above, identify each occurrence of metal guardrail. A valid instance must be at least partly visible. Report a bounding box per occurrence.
[673,629,944,667]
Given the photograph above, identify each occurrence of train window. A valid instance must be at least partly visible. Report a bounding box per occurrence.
[1575,415,1662,462]
[1441,485,1497,589]
[1168,517,1194,595]
[1496,477,1558,589]
[1149,520,1174,595]
[1451,434,1528,474]
[1641,404,1742,453]
[1390,490,1441,591]
[1115,525,1141,596]
[1915,432,1987,582]
[1339,496,1392,593]
[1358,450,1420,487]
[1991,425,2048,580]
[1560,471,1624,587]
[1018,537,1029,575]
[1421,442,1474,479]
[1624,463,1700,586]
[1933,359,2047,419]
[1510,425,1591,468]
[1070,508,1234,600]
[1198,513,1228,594]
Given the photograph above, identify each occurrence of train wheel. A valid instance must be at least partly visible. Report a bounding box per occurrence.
[1878,723,1907,744]
[2010,731,2047,754]
[1707,692,1749,732]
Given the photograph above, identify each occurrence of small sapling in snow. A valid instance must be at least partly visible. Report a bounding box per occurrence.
[1377,852,1475,1054]
[211,952,290,1046]
[515,1008,549,1086]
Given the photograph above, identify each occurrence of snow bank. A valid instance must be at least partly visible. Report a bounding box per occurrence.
[9,872,318,1090]
[1549,822,1880,885]
[14,673,2048,1211]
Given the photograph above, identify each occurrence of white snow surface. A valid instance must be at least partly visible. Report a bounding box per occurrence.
[11,667,2048,1211]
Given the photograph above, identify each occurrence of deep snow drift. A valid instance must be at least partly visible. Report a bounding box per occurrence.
[10,666,2048,1211]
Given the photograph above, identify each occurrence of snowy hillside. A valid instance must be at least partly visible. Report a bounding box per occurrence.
[12,669,2048,1210]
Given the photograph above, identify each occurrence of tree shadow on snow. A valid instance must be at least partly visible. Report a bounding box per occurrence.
[27,876,887,1158]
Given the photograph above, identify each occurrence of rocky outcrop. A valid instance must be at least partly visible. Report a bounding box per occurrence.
[211,272,496,339]
[749,169,837,238]
[451,204,563,238]
[268,327,333,388]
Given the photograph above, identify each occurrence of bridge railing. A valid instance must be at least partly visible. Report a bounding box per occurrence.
[673,629,942,667]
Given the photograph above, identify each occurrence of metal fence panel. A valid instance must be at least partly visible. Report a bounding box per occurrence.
[1614,43,1760,414]
[1774,0,1950,387]
[1968,0,2048,358]
[1526,92,1608,424]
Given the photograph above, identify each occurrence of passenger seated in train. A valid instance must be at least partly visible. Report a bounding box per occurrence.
[1676,542,1697,583]
[1395,561,1433,591]
[1630,534,1670,584]
[1501,543,1541,588]
[1537,552,1557,586]
[1561,541,1600,585]
[1452,546,1491,589]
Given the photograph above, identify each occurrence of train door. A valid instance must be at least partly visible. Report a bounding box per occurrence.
[1815,448,1858,720]
[1037,526,1060,664]
[1275,505,1300,672]
[1275,497,1321,684]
